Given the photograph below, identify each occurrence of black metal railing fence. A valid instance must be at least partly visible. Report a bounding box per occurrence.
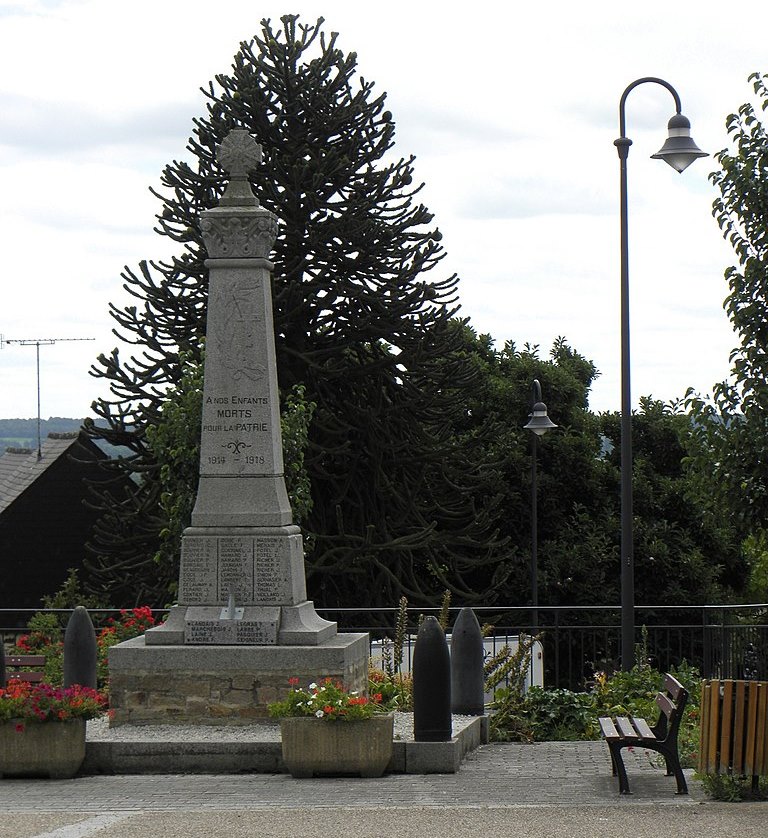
[1,603,766,691]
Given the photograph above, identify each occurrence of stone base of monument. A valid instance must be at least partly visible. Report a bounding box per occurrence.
[82,714,489,775]
[108,632,368,726]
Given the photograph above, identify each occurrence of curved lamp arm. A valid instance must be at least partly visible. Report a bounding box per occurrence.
[616,77,706,173]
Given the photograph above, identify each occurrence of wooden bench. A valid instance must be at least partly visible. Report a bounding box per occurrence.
[599,673,689,795]
[1,654,47,687]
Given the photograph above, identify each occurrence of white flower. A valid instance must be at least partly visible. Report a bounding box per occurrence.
[309,683,318,690]
[315,709,324,718]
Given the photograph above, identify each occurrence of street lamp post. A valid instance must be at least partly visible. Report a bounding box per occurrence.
[615,77,707,670]
[523,379,557,632]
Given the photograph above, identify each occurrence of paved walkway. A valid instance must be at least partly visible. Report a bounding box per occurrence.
[2,741,767,838]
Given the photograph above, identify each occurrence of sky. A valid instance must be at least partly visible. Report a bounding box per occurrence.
[1,0,766,421]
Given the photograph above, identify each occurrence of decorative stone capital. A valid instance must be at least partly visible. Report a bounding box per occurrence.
[200,209,278,258]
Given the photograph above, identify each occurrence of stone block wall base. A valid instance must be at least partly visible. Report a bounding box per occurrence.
[108,632,369,726]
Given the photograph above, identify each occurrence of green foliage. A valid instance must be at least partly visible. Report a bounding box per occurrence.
[486,633,537,741]
[699,773,768,801]
[268,677,387,720]
[489,649,702,755]
[523,687,598,741]
[144,349,203,601]
[279,384,316,526]
[41,569,105,614]
[601,399,745,603]
[686,73,768,554]
[368,666,412,711]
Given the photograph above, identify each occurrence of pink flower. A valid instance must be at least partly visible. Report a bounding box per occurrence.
[14,722,25,733]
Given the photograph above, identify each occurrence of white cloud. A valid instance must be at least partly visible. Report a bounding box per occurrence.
[1,0,766,419]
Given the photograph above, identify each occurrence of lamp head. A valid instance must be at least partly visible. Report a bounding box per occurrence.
[524,402,558,436]
[651,113,708,173]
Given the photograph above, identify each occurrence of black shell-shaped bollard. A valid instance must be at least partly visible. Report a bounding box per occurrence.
[413,616,452,741]
[63,606,97,689]
[0,648,5,689]
[451,607,485,715]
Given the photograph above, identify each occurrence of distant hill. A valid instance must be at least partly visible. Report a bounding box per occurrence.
[0,417,86,450]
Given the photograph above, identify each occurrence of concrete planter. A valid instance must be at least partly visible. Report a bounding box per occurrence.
[280,714,394,778]
[0,719,86,778]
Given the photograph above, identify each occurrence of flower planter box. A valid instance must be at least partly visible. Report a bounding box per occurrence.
[0,719,86,779]
[280,714,394,778]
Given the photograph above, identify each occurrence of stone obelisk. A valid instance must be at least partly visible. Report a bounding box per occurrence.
[108,130,368,725]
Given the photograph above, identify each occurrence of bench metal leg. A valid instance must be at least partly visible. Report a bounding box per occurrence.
[653,746,688,795]
[608,743,631,794]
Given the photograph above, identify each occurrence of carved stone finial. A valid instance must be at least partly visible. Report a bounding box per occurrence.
[217,129,263,177]
[216,129,263,208]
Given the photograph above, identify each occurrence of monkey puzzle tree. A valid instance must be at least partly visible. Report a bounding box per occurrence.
[83,15,507,608]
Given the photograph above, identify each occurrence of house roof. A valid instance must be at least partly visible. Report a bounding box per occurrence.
[0,432,103,514]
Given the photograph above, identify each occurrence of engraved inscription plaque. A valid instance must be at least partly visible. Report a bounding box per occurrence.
[236,621,277,644]
[218,537,254,602]
[254,537,290,603]
[179,538,218,603]
[185,620,237,644]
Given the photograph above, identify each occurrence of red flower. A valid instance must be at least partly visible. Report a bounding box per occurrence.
[14,722,25,733]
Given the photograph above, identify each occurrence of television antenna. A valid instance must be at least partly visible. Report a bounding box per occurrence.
[1,335,95,459]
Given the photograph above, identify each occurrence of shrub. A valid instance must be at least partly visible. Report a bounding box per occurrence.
[699,773,768,801]
[523,687,598,741]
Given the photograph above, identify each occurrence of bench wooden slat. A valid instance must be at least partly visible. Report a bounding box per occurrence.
[7,671,45,682]
[656,692,675,720]
[616,717,637,739]
[664,673,685,701]
[598,717,619,739]
[631,716,655,740]
[6,655,46,666]
[2,654,47,687]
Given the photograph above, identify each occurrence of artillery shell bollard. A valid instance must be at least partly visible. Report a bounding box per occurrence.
[63,606,97,689]
[0,651,5,689]
[413,615,452,741]
[451,607,485,716]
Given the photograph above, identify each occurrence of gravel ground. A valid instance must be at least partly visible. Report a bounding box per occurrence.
[87,712,477,742]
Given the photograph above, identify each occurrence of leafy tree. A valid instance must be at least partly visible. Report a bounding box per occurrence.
[685,71,768,598]
[440,329,616,607]
[83,15,506,609]
[601,399,745,606]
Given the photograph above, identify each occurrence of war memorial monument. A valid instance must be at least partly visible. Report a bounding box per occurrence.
[108,130,368,725]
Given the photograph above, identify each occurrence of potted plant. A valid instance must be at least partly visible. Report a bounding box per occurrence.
[269,677,394,778]
[0,680,107,778]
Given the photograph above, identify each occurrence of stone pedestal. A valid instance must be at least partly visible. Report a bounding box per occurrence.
[109,633,368,726]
